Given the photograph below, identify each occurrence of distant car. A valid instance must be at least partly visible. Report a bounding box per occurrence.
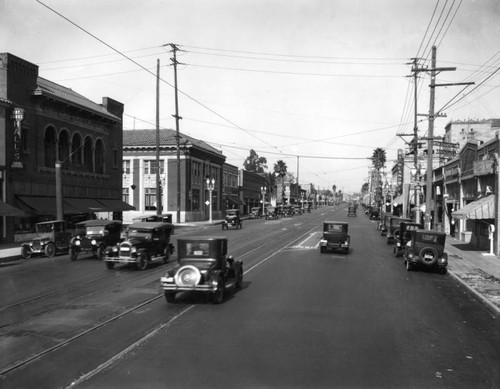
[387,217,412,244]
[369,208,380,220]
[403,229,448,274]
[160,236,243,304]
[69,220,123,261]
[393,222,423,257]
[249,207,262,219]
[265,206,279,220]
[133,213,173,224]
[319,221,350,254]
[293,205,303,215]
[104,222,174,270]
[21,220,72,259]
[222,209,242,229]
[347,206,357,217]
[380,213,393,236]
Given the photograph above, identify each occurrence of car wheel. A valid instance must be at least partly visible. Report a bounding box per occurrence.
[405,260,413,271]
[393,247,399,257]
[213,276,224,304]
[44,243,56,258]
[69,248,78,261]
[320,246,326,253]
[163,247,170,264]
[235,267,243,290]
[164,291,176,303]
[21,246,32,259]
[418,247,438,266]
[105,261,115,269]
[239,222,243,229]
[136,251,148,270]
[221,224,225,230]
[96,246,105,260]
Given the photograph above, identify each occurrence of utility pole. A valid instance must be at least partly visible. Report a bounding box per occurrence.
[155,58,162,215]
[169,43,182,223]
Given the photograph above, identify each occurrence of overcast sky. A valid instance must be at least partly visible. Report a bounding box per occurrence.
[1,0,499,193]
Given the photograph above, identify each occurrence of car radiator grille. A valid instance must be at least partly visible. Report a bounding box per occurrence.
[32,241,42,250]
[81,240,93,249]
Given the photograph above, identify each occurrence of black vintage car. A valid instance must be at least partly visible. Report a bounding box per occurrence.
[386,217,412,244]
[403,229,448,274]
[379,213,393,236]
[347,206,357,217]
[21,220,73,259]
[160,236,243,304]
[222,209,242,229]
[319,221,350,254]
[265,206,279,220]
[249,207,262,219]
[69,220,122,260]
[369,208,380,220]
[393,221,423,257]
[104,222,174,270]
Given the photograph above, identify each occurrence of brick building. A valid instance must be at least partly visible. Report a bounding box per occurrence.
[0,53,132,243]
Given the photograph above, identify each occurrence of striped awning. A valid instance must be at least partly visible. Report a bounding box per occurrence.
[451,195,495,220]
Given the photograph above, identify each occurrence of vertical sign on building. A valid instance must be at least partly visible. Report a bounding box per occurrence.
[11,108,24,169]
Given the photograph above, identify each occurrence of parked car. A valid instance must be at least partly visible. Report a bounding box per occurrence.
[21,220,73,259]
[293,205,303,216]
[347,206,357,217]
[133,213,173,223]
[265,206,279,220]
[249,207,262,219]
[403,229,448,274]
[160,236,243,304]
[393,222,423,257]
[104,222,174,270]
[222,209,242,229]
[380,213,393,236]
[319,221,350,254]
[387,217,412,244]
[369,208,380,220]
[69,220,123,261]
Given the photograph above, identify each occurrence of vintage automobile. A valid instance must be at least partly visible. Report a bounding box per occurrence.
[249,207,262,219]
[347,206,357,217]
[104,222,174,270]
[265,206,279,220]
[160,236,243,304]
[133,213,173,223]
[21,220,73,259]
[386,217,412,244]
[379,213,393,236]
[69,220,123,261]
[292,205,303,216]
[393,221,423,257]
[403,229,448,274]
[369,208,380,220]
[319,221,350,254]
[222,209,242,229]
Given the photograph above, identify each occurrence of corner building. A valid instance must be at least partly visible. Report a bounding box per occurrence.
[0,53,132,243]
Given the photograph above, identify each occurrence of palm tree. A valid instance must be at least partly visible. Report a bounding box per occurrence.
[371,148,386,171]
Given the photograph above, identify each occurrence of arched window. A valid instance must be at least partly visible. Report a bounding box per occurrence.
[44,126,57,168]
[83,136,93,172]
[71,133,82,166]
[95,139,104,174]
[58,130,70,167]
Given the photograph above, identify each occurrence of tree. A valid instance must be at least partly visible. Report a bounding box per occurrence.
[273,160,287,177]
[243,149,267,173]
[371,148,386,171]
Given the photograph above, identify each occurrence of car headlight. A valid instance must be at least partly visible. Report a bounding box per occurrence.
[131,247,137,253]
[75,240,81,246]
[91,239,97,245]
[112,246,118,252]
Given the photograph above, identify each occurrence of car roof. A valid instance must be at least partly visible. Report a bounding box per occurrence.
[127,222,173,229]
[76,219,122,226]
[36,220,65,225]
[324,221,348,225]
[178,236,227,242]
[415,229,446,236]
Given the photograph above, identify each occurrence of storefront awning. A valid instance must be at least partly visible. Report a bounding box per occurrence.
[96,199,135,211]
[0,201,25,216]
[393,194,404,206]
[451,195,495,220]
[226,195,244,206]
[17,196,135,215]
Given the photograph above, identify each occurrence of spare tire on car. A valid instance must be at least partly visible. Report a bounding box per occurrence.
[418,247,438,266]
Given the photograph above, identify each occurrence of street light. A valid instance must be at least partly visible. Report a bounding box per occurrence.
[410,165,425,224]
[206,177,215,223]
[260,186,267,217]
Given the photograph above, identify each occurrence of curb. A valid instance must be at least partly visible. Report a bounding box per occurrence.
[448,269,500,315]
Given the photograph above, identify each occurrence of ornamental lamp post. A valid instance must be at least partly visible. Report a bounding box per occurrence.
[260,186,267,217]
[206,177,215,223]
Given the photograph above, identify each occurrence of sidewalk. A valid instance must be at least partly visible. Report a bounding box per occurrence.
[1,225,499,314]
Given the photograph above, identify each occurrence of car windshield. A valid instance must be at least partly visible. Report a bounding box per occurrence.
[86,226,106,236]
[36,223,63,233]
[127,228,153,239]
[420,233,439,243]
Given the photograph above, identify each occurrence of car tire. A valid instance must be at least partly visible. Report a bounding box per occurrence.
[44,243,56,258]
[164,291,176,303]
[405,259,413,271]
[418,247,438,266]
[96,246,105,260]
[105,261,115,269]
[69,248,78,261]
[136,251,148,270]
[213,276,224,304]
[163,247,170,264]
[235,267,243,290]
[21,246,32,259]
[320,246,326,253]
